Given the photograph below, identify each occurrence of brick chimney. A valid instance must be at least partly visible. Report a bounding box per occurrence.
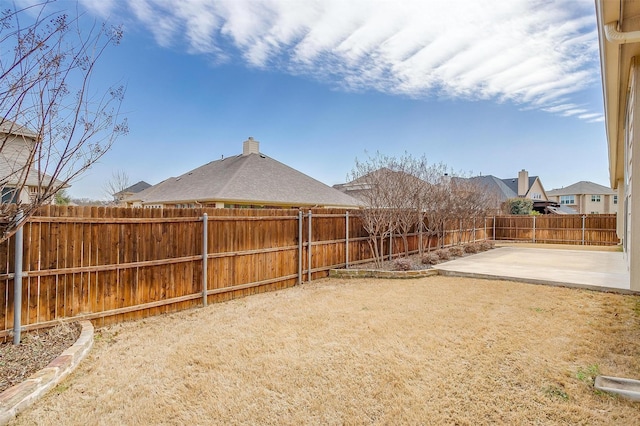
[518,169,529,196]
[242,137,259,155]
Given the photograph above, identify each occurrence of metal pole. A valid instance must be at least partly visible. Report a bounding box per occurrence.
[418,218,423,255]
[582,215,586,245]
[345,211,349,269]
[307,210,312,282]
[493,216,496,241]
[202,213,208,307]
[13,210,23,345]
[532,215,536,243]
[484,217,487,241]
[298,210,303,285]
[389,232,392,260]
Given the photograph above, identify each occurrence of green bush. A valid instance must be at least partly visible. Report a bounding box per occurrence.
[507,198,534,215]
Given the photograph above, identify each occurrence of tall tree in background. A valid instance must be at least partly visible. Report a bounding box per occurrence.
[0,0,127,241]
[103,169,130,203]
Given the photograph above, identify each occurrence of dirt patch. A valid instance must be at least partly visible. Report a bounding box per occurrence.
[0,323,80,394]
[9,276,640,425]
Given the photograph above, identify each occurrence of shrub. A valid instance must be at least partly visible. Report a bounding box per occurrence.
[449,246,465,257]
[434,249,451,261]
[421,253,440,265]
[464,243,480,254]
[393,258,413,271]
[506,198,534,215]
[479,240,495,251]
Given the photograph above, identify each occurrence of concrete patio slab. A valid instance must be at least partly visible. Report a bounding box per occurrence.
[433,246,632,294]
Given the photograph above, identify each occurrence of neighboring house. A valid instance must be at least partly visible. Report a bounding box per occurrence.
[0,119,65,204]
[114,181,151,203]
[125,138,360,209]
[459,169,553,213]
[333,168,430,206]
[335,168,557,214]
[596,0,640,291]
[547,181,617,215]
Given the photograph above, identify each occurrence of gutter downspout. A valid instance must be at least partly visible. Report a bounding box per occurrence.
[604,21,640,45]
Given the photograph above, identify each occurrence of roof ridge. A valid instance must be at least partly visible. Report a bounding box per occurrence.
[217,153,252,195]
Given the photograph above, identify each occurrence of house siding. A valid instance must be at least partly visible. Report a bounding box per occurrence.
[0,134,33,184]
[625,62,640,291]
[548,192,617,215]
[527,179,547,201]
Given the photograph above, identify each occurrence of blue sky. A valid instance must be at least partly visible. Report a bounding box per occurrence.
[35,0,607,199]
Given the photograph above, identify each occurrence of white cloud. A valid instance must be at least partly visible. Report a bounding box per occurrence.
[81,0,602,121]
[79,0,118,18]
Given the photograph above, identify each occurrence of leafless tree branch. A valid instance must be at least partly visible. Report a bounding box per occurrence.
[0,0,127,240]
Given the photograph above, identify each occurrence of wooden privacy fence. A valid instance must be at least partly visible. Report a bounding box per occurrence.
[492,214,619,245]
[0,206,492,337]
[0,207,616,337]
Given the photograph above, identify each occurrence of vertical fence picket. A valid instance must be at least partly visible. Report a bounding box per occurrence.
[298,210,303,285]
[307,210,312,283]
[202,213,208,306]
[12,211,23,344]
[345,211,349,269]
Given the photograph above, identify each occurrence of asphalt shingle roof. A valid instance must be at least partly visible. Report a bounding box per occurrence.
[500,176,538,197]
[119,181,151,194]
[547,181,615,196]
[456,175,517,201]
[127,152,360,208]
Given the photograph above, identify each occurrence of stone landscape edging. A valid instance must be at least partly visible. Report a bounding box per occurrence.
[0,320,94,425]
[329,268,438,279]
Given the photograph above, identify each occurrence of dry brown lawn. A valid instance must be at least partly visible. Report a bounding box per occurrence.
[10,276,640,425]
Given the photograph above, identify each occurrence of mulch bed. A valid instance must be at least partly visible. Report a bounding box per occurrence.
[0,323,81,393]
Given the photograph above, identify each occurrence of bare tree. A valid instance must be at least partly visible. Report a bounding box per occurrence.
[0,1,127,240]
[429,172,497,246]
[349,153,397,267]
[385,153,428,257]
[419,163,452,251]
[348,152,430,264]
[103,169,130,203]
[349,152,497,263]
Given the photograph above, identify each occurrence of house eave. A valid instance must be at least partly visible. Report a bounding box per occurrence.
[596,0,632,189]
[136,197,361,209]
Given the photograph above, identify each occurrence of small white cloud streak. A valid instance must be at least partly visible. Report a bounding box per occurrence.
[82,0,603,122]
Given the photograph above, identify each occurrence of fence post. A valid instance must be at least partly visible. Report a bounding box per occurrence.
[298,210,303,285]
[492,216,496,241]
[202,213,208,306]
[418,219,423,255]
[484,217,487,241]
[472,218,476,242]
[582,215,586,245]
[308,210,312,282]
[345,211,349,269]
[13,210,23,345]
[389,232,393,260]
[532,215,536,243]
